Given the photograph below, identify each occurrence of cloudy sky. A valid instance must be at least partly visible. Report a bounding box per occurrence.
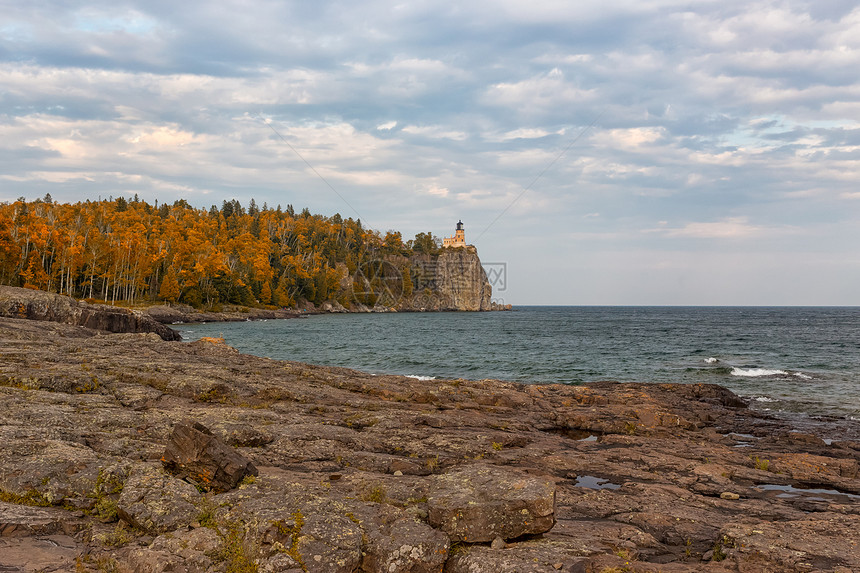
[2,0,859,305]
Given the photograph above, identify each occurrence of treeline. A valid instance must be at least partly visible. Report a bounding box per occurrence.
[0,195,442,309]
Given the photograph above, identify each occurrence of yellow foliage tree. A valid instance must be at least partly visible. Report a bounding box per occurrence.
[0,197,403,309]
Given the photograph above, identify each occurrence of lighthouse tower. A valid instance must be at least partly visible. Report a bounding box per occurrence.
[442,221,466,248]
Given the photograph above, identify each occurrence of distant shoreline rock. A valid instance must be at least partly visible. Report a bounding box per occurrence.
[0,285,511,345]
[142,303,305,324]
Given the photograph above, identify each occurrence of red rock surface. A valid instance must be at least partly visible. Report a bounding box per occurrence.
[0,316,859,572]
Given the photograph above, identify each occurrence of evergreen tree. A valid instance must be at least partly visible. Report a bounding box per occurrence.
[259,280,273,305]
[402,266,413,298]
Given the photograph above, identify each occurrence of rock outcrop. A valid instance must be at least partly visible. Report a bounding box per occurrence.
[1,316,859,573]
[346,246,497,312]
[391,247,493,311]
[161,420,259,493]
[427,465,556,542]
[0,285,181,341]
[144,303,303,324]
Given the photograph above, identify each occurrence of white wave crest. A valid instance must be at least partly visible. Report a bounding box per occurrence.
[792,372,813,380]
[753,396,777,403]
[406,374,436,381]
[731,368,787,377]
[705,357,718,364]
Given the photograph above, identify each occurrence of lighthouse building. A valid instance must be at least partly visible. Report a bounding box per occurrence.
[442,221,466,248]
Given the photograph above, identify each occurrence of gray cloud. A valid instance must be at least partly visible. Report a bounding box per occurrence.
[1,0,859,303]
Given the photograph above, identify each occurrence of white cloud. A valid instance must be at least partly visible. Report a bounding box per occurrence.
[422,185,450,197]
[0,63,329,109]
[650,217,766,239]
[401,125,468,141]
[593,127,665,149]
[483,69,596,113]
[487,127,565,142]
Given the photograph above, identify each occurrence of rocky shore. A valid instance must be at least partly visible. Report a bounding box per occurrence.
[143,303,304,324]
[0,286,182,341]
[1,315,859,573]
[0,283,507,339]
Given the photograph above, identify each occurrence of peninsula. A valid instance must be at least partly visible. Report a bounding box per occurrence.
[0,198,507,314]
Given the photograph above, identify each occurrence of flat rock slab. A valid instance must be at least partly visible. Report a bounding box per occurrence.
[0,501,82,537]
[0,534,80,573]
[427,465,556,543]
[721,513,860,571]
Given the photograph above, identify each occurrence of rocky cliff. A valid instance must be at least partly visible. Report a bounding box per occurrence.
[349,246,499,312]
[0,286,181,341]
[407,247,494,311]
[2,317,860,573]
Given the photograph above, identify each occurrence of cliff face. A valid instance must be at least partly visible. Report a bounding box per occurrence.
[411,247,493,311]
[346,246,496,312]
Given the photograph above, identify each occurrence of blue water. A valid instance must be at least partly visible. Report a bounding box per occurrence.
[178,306,860,424]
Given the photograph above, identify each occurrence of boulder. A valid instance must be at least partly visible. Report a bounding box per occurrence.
[141,304,189,324]
[427,465,556,543]
[116,464,200,534]
[161,420,258,493]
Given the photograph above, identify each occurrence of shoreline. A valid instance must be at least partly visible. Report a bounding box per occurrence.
[176,312,860,443]
[1,316,859,572]
[0,285,510,343]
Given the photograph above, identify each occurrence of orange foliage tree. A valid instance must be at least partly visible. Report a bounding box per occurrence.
[0,197,421,309]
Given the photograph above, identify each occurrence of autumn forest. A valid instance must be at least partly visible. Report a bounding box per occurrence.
[0,196,442,309]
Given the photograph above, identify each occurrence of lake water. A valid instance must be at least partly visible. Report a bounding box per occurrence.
[179,306,860,430]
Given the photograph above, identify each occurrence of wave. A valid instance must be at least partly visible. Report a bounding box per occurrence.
[730,367,813,380]
[704,357,718,364]
[405,374,436,381]
[731,368,787,377]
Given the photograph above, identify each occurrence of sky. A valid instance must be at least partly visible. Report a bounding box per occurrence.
[2,0,859,305]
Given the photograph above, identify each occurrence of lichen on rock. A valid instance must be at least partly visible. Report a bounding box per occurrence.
[427,464,556,543]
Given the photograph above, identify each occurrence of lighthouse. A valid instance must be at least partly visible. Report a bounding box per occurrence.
[442,221,466,248]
